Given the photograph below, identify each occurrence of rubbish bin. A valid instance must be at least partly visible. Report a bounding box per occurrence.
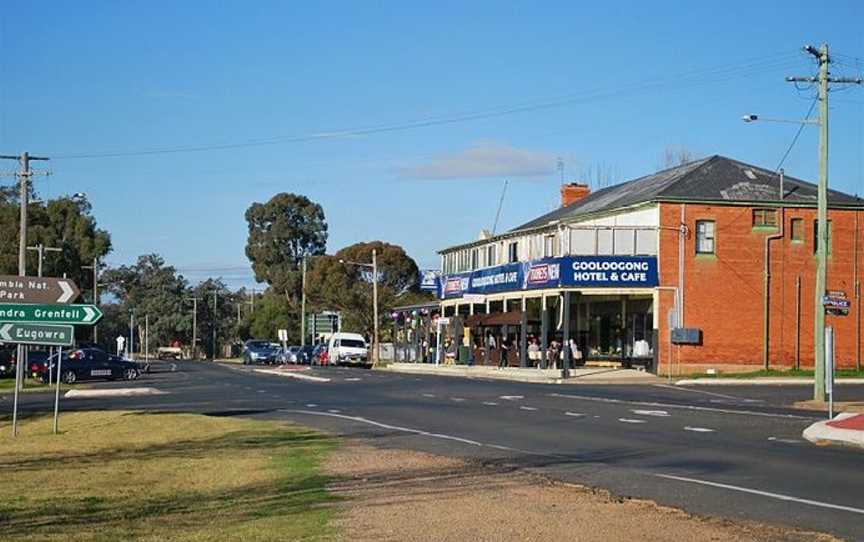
[458,346,470,364]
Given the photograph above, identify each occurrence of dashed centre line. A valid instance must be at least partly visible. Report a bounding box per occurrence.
[520,406,538,411]
[421,393,436,398]
[618,418,647,424]
[500,395,524,401]
[305,403,318,408]
[632,409,670,417]
[565,411,585,417]
[482,401,499,406]
[684,426,715,433]
[451,397,466,402]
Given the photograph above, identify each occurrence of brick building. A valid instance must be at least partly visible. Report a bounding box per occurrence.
[435,155,863,374]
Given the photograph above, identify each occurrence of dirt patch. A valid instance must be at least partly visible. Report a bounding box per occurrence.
[325,442,840,542]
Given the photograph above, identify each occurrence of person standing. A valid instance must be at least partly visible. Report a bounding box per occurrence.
[498,335,509,368]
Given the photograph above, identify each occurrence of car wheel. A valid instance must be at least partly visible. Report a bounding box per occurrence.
[123,367,139,381]
[62,370,77,385]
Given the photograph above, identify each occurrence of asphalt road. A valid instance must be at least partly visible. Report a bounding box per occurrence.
[4,361,864,540]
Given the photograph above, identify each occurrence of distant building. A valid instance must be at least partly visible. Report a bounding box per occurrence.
[436,155,864,374]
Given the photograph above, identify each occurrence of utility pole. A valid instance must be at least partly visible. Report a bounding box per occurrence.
[372,249,379,364]
[212,290,218,360]
[787,44,862,401]
[186,297,198,359]
[27,243,62,277]
[301,257,307,347]
[1,152,49,437]
[82,257,99,343]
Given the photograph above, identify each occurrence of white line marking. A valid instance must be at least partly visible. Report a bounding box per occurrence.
[654,383,759,402]
[632,409,670,417]
[618,418,647,424]
[684,426,715,433]
[565,411,585,417]
[768,437,803,444]
[549,393,814,420]
[655,474,864,515]
[421,393,436,398]
[482,401,499,406]
[344,377,362,382]
[520,406,538,411]
[500,395,524,400]
[305,403,318,408]
[64,388,165,398]
[254,369,331,382]
[257,390,266,393]
[451,397,466,402]
[280,410,484,447]
[327,409,342,414]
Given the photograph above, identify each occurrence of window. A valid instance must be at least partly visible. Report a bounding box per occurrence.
[790,218,803,242]
[753,209,778,228]
[486,244,497,267]
[544,235,557,258]
[814,220,833,255]
[507,241,519,263]
[470,249,479,270]
[695,220,715,254]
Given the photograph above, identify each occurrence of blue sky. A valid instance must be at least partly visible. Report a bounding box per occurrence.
[2,1,863,289]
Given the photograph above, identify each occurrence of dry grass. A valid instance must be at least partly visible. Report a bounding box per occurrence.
[0,411,338,541]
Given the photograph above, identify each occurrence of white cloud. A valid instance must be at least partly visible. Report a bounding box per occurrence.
[397,142,557,180]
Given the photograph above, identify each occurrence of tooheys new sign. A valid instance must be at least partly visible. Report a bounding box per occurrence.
[440,256,658,299]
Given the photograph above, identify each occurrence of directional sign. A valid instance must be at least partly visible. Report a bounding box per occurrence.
[0,322,74,346]
[0,304,102,325]
[0,275,80,304]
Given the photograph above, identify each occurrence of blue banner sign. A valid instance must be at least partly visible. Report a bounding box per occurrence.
[440,256,658,299]
[419,270,441,292]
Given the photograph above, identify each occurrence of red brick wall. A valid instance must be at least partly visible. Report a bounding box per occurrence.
[657,202,863,372]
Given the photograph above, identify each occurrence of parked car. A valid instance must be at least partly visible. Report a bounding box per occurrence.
[327,332,369,367]
[279,345,302,364]
[0,346,15,378]
[37,348,140,384]
[297,345,316,365]
[242,340,281,365]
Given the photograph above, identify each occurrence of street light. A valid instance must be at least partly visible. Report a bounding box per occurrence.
[338,249,379,365]
[741,114,819,125]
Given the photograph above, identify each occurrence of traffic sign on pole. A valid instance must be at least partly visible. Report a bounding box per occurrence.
[0,275,80,304]
[0,303,102,325]
[0,322,74,346]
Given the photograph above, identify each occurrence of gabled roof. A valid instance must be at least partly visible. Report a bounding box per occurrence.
[513,155,864,231]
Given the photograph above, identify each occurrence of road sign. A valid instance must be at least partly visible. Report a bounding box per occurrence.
[0,322,74,346]
[277,329,288,342]
[0,275,80,304]
[0,303,102,325]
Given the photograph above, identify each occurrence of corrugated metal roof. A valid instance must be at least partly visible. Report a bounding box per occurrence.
[513,155,863,231]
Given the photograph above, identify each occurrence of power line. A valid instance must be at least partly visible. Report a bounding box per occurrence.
[51,53,801,160]
[774,96,818,173]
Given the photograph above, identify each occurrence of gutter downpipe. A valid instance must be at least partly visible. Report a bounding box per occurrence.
[764,170,786,370]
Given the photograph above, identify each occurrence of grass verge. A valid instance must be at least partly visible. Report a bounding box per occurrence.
[0,378,78,393]
[685,368,864,379]
[0,410,338,541]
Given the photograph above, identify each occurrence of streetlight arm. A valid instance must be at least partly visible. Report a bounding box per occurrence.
[741,114,819,125]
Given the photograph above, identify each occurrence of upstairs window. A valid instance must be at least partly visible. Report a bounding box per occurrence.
[470,249,479,270]
[544,235,557,258]
[486,244,497,267]
[695,220,715,255]
[507,241,519,263]
[753,209,778,228]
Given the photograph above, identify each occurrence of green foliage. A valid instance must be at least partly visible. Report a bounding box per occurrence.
[246,290,299,342]
[0,190,111,290]
[191,278,245,357]
[244,193,327,297]
[306,241,431,337]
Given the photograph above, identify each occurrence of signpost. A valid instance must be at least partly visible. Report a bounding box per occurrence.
[825,326,835,419]
[0,323,73,346]
[0,275,79,304]
[0,303,102,325]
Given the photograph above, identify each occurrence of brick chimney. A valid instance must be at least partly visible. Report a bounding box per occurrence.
[560,183,590,208]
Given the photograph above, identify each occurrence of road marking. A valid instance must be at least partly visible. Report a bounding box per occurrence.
[482,401,499,406]
[655,474,864,515]
[564,411,585,417]
[451,397,466,402]
[305,403,318,408]
[520,406,538,411]
[281,410,484,447]
[654,384,759,402]
[768,436,803,444]
[421,393,436,398]
[549,393,815,420]
[254,369,331,382]
[257,390,266,393]
[327,409,342,414]
[500,395,524,401]
[683,426,715,433]
[64,388,165,398]
[631,409,670,417]
[618,418,646,424]
[344,377,362,382]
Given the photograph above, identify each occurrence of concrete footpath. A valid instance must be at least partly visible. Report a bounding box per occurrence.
[676,377,864,386]
[379,362,659,384]
[803,413,864,450]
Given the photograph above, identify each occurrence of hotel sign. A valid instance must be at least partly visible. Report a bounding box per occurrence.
[440,256,658,299]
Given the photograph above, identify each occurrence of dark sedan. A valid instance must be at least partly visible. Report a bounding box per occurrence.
[0,346,15,378]
[242,340,281,365]
[37,348,140,384]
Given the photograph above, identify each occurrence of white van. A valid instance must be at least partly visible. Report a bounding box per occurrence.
[327,332,369,367]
